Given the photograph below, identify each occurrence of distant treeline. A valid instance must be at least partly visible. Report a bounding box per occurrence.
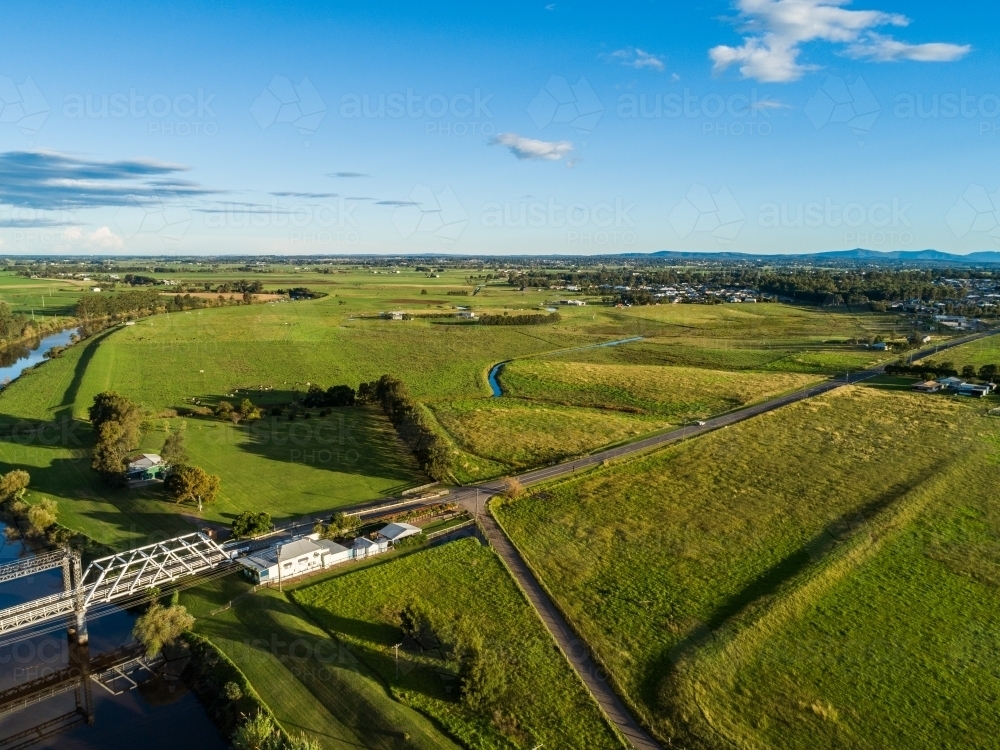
[76,290,210,318]
[276,287,326,300]
[508,268,989,306]
[478,312,559,326]
[0,302,43,347]
[358,375,450,481]
[885,361,998,381]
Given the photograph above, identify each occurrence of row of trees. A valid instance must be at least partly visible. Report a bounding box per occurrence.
[885,361,999,381]
[478,312,559,326]
[303,384,356,408]
[358,375,452,481]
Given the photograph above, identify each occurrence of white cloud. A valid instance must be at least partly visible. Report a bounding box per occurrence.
[710,0,970,83]
[490,133,574,161]
[62,225,124,250]
[605,47,666,72]
[844,33,970,62]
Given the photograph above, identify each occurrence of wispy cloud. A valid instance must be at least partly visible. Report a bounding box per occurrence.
[709,0,970,83]
[489,133,574,162]
[327,171,370,178]
[605,47,666,72]
[270,191,339,198]
[844,33,970,63]
[0,150,215,210]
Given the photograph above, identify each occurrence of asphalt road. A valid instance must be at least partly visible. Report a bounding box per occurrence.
[442,327,1000,749]
[271,328,999,750]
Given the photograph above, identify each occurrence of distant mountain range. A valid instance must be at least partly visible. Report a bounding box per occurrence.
[639,249,1000,264]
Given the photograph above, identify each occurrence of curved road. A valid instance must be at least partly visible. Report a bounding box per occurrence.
[287,328,999,750]
[446,328,1000,750]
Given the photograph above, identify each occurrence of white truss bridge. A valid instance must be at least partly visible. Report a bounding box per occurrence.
[0,532,234,637]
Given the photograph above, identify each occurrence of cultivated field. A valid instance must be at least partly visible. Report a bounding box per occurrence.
[493,387,999,747]
[292,538,624,750]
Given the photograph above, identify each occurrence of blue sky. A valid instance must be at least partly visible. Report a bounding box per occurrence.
[0,0,997,256]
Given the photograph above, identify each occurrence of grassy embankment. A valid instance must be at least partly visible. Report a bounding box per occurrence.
[291,538,625,750]
[493,387,1000,748]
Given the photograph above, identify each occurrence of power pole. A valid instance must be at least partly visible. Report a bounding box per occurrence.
[475,488,480,519]
[394,642,403,679]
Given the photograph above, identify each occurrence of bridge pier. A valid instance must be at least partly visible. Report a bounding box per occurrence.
[62,549,88,646]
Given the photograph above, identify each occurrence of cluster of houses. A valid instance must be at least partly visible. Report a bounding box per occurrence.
[912,376,995,398]
[605,283,759,304]
[237,522,422,584]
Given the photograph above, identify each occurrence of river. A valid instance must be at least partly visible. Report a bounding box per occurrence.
[0,329,226,748]
[486,336,645,397]
[0,328,79,387]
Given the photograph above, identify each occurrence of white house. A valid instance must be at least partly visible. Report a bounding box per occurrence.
[456,311,477,319]
[378,522,422,543]
[353,536,389,559]
[239,536,351,584]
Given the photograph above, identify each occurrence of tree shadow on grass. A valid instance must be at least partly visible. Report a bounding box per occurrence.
[643,462,947,710]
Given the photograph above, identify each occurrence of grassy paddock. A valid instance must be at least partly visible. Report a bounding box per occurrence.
[493,388,991,742]
[292,538,624,750]
[181,575,460,750]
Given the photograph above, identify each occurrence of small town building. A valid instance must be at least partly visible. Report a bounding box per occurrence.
[239,536,351,584]
[353,536,389,559]
[126,454,166,482]
[378,522,422,543]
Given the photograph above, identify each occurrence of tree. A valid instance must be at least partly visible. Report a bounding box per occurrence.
[232,510,272,539]
[215,400,234,418]
[979,363,999,383]
[160,431,188,466]
[323,511,360,539]
[132,602,194,657]
[89,392,143,484]
[962,364,977,380]
[239,398,260,420]
[231,713,281,750]
[0,470,30,502]
[502,477,523,499]
[25,499,58,537]
[164,465,221,507]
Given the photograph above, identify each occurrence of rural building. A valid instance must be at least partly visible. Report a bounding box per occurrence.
[378,522,422,543]
[239,536,351,584]
[560,299,586,306]
[126,454,166,482]
[353,536,389,559]
[381,311,405,320]
[956,383,994,397]
[455,311,477,319]
[912,381,943,393]
[871,342,891,351]
[937,377,965,389]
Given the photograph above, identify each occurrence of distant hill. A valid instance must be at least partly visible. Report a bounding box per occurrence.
[641,248,1000,264]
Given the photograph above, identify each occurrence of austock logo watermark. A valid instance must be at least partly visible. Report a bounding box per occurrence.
[63,89,218,136]
[528,75,603,134]
[114,192,193,242]
[481,197,637,246]
[617,88,778,136]
[0,74,49,142]
[804,75,880,142]
[893,90,1000,134]
[391,184,468,243]
[251,75,326,145]
[203,198,362,246]
[339,88,494,137]
[202,414,362,466]
[946,185,1000,242]
[758,197,913,245]
[669,184,745,243]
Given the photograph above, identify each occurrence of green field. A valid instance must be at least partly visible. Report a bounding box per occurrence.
[499,360,818,417]
[292,538,624,750]
[181,571,461,750]
[0,267,922,546]
[493,387,999,747]
[922,334,1000,371]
